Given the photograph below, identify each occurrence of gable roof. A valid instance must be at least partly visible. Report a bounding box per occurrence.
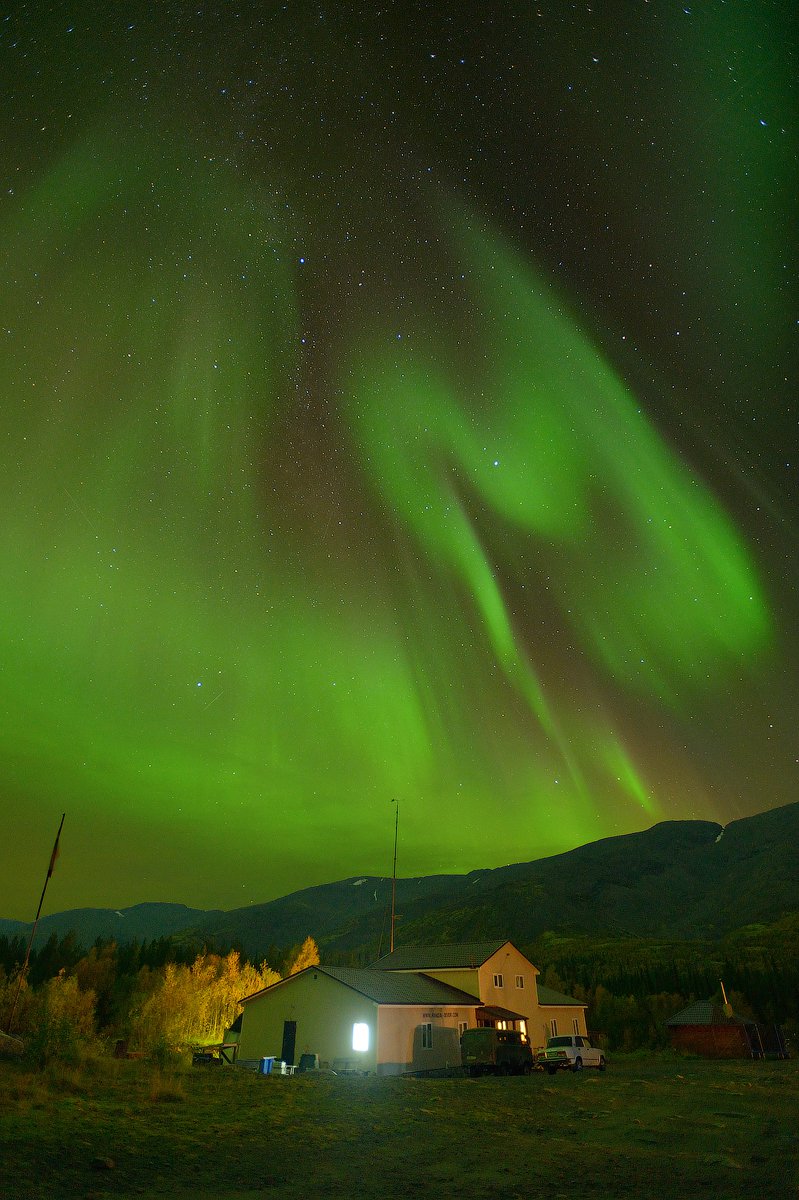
[665,1001,751,1027]
[241,965,482,1008]
[536,984,586,1008]
[372,941,511,970]
[320,966,482,1005]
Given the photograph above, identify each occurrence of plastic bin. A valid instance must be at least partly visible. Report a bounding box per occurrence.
[259,1056,276,1075]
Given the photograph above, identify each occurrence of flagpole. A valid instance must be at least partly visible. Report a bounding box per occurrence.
[390,800,398,954]
[5,813,65,1036]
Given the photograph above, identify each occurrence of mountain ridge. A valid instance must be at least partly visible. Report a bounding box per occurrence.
[2,803,796,958]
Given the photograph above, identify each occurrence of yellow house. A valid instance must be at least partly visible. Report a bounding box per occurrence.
[536,984,589,1046]
[238,965,480,1075]
[373,941,587,1052]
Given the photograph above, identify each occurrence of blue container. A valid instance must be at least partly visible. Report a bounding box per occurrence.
[259,1056,275,1075]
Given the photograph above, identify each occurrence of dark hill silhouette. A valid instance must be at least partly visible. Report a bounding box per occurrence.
[0,902,220,947]
[2,803,796,958]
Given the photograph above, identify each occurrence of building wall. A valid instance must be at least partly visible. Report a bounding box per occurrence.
[419,967,481,1000]
[536,1005,588,1049]
[477,947,540,1021]
[382,948,591,1052]
[418,946,540,1025]
[377,1004,476,1076]
[238,971,378,1072]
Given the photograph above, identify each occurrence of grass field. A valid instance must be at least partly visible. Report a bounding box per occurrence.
[1,1054,796,1199]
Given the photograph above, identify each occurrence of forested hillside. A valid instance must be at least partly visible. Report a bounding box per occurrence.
[1,915,796,1058]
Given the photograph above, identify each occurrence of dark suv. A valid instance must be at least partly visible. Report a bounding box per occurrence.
[461,1027,534,1076]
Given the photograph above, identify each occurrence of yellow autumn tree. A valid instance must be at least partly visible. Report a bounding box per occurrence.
[287,936,320,975]
[129,951,280,1049]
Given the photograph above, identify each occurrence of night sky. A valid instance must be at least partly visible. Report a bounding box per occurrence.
[1,2,796,920]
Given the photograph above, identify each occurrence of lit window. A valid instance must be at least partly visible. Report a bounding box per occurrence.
[515,975,524,989]
[352,1023,369,1052]
[493,973,504,988]
[421,1022,433,1049]
[550,1018,558,1037]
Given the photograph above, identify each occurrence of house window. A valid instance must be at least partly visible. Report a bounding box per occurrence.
[352,1023,369,1052]
[458,1021,469,1037]
[550,1018,558,1037]
[573,1018,580,1035]
[493,973,504,988]
[421,1023,433,1049]
[515,975,524,989]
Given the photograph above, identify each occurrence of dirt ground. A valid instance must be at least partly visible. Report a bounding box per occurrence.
[1,1054,796,1199]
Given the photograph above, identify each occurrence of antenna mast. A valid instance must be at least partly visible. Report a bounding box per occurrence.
[390,799,399,953]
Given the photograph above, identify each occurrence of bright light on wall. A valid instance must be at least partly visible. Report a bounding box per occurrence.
[352,1023,369,1052]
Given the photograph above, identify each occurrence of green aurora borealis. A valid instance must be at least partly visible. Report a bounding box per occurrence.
[1,2,796,917]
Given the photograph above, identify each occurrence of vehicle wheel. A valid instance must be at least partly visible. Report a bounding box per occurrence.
[598,1056,606,1071]
[572,1057,583,1072]
[546,1066,557,1076]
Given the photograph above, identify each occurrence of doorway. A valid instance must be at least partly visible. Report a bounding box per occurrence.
[281,1020,297,1065]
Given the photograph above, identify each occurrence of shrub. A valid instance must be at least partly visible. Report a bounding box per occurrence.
[148,1071,186,1103]
[23,971,98,1070]
[148,1034,181,1071]
[25,1012,80,1070]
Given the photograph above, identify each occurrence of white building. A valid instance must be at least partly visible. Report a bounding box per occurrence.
[237,941,587,1074]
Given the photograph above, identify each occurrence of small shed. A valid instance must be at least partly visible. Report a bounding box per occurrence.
[666,1001,757,1058]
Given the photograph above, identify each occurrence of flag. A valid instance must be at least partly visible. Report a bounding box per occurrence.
[46,817,64,879]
